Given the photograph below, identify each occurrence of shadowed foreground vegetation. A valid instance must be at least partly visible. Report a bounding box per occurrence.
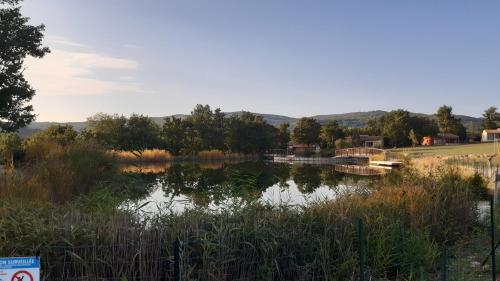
[0,162,490,280]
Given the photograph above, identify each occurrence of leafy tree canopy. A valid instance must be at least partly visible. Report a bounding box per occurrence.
[0,0,49,131]
[481,106,500,130]
[292,117,321,145]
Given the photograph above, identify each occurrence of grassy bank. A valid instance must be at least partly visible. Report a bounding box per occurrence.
[393,142,499,158]
[0,165,489,280]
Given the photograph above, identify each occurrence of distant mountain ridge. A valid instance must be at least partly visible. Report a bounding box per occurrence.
[18,110,483,137]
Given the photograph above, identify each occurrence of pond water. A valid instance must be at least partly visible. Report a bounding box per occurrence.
[121,161,383,215]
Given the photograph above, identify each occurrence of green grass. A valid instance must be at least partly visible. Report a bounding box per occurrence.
[393,142,500,157]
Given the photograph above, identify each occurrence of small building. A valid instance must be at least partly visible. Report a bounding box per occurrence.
[287,142,320,155]
[481,129,500,142]
[421,133,459,146]
[343,135,384,148]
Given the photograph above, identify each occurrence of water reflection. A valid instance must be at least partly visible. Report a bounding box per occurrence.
[122,162,376,215]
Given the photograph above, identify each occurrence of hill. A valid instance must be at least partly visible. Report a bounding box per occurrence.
[17,110,483,137]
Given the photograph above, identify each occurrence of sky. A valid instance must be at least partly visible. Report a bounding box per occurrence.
[18,0,500,121]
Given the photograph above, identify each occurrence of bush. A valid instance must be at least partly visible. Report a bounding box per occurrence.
[2,140,117,203]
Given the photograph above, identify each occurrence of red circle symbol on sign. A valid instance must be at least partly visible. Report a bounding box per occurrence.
[11,270,34,281]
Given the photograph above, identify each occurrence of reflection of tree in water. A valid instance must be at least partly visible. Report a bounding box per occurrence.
[291,165,322,193]
[158,163,225,206]
[155,162,377,207]
[157,162,292,206]
[320,167,345,188]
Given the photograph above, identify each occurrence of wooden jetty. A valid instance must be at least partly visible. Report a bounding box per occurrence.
[272,155,368,165]
[369,160,402,167]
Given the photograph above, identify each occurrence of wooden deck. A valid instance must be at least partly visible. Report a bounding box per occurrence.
[369,160,402,167]
[272,155,368,165]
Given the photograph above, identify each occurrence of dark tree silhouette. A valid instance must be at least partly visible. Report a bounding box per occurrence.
[0,0,49,131]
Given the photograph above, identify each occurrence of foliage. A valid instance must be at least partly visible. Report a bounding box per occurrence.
[26,124,77,147]
[292,117,321,145]
[319,121,346,149]
[481,106,500,130]
[83,113,129,149]
[161,116,186,154]
[6,139,117,203]
[126,114,161,150]
[0,0,49,131]
[0,132,21,167]
[275,122,290,149]
[366,110,438,147]
[408,129,418,147]
[224,112,277,154]
[436,105,467,140]
[0,132,21,156]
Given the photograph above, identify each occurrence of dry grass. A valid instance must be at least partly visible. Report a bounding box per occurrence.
[110,149,173,163]
[196,149,252,159]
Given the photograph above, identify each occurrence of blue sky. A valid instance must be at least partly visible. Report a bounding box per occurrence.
[20,0,500,121]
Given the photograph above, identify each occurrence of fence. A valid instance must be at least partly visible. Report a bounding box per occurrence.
[446,157,500,180]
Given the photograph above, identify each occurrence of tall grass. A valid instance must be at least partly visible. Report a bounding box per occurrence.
[0,140,117,203]
[0,165,487,280]
[110,149,173,163]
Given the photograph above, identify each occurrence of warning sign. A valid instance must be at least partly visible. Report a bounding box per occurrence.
[0,257,39,281]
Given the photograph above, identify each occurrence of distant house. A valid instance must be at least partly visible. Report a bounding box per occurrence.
[482,129,500,142]
[421,133,460,146]
[345,135,384,149]
[287,142,320,155]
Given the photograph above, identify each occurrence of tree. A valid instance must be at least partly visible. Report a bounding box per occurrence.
[292,117,321,145]
[275,123,290,149]
[183,104,225,153]
[408,129,419,147]
[84,113,128,149]
[0,0,50,131]
[26,124,78,146]
[224,112,276,154]
[436,105,466,140]
[126,114,161,150]
[319,121,345,149]
[0,132,21,171]
[378,110,412,147]
[481,107,500,130]
[161,116,186,154]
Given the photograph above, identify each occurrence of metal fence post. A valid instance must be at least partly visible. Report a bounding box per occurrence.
[357,218,365,281]
[441,247,447,281]
[174,238,181,281]
[491,197,496,281]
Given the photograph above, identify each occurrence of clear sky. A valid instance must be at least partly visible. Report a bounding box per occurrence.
[20,0,500,121]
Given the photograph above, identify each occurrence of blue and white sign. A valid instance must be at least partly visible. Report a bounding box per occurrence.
[0,257,40,281]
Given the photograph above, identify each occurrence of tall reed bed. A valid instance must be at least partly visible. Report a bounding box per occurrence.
[110,149,173,163]
[0,140,117,203]
[0,167,487,281]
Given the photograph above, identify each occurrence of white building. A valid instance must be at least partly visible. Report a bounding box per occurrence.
[481,129,500,142]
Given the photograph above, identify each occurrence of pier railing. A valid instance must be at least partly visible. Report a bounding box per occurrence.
[335,148,386,157]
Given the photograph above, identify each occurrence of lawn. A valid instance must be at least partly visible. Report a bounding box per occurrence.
[393,142,500,157]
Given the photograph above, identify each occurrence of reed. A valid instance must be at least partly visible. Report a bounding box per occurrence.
[110,149,173,163]
[0,166,486,280]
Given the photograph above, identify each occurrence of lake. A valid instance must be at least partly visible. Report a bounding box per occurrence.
[121,161,384,215]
